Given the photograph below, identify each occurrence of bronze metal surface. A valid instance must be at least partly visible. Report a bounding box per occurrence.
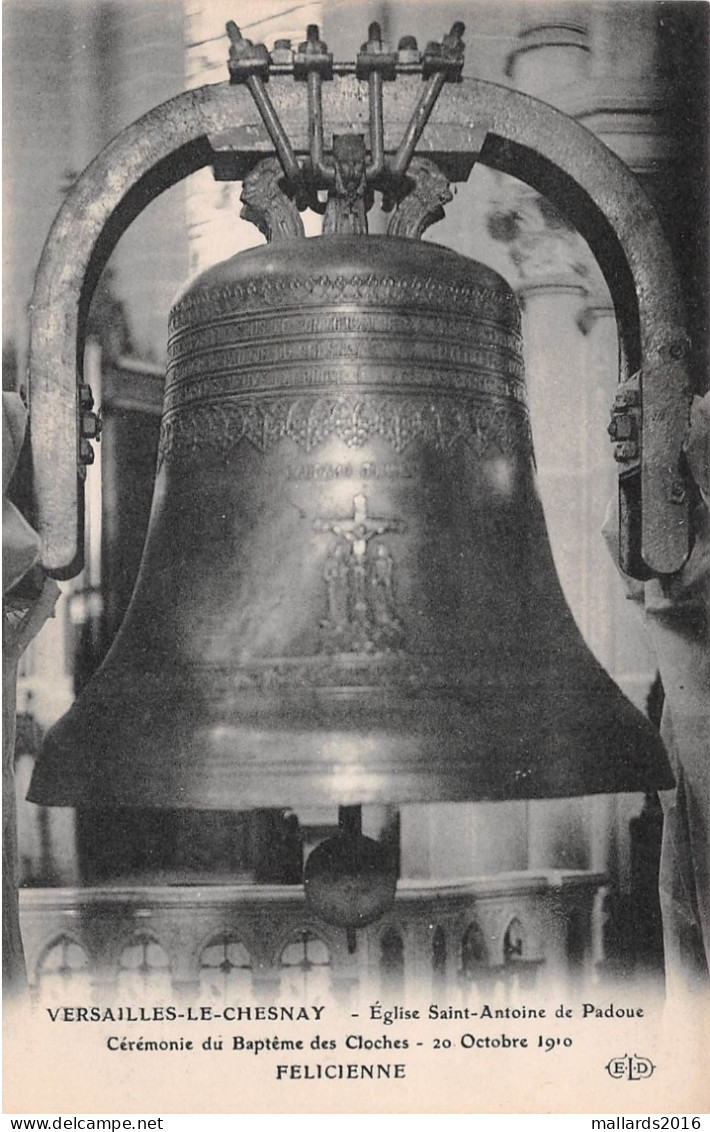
[29,74,691,581]
[28,235,673,810]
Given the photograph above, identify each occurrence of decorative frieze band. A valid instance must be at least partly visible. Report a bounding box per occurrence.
[156,393,532,468]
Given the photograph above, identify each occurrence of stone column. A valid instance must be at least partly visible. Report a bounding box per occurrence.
[577,298,659,933]
[492,4,670,899]
[400,803,528,880]
[487,181,606,875]
[506,3,590,96]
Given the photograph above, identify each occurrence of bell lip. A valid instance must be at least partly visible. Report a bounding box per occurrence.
[171,231,517,312]
[27,773,677,810]
[27,712,675,810]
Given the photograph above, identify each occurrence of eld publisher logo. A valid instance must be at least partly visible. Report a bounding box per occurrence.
[605,1054,656,1081]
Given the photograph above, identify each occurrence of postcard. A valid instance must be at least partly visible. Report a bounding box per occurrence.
[3,0,708,1117]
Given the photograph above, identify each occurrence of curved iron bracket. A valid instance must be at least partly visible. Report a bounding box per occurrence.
[28,74,692,579]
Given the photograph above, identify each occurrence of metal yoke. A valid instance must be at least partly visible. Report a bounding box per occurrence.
[27,24,693,581]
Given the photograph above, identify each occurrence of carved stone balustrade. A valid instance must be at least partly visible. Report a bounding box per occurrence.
[21,870,605,1002]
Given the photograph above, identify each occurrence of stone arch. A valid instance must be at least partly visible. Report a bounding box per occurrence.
[379,926,405,990]
[566,907,586,971]
[432,925,447,983]
[277,928,332,996]
[116,932,171,992]
[197,933,253,998]
[461,920,488,978]
[503,917,526,962]
[35,933,90,991]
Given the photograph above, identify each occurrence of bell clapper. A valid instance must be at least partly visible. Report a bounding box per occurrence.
[338,804,363,841]
[303,805,398,934]
[340,806,363,955]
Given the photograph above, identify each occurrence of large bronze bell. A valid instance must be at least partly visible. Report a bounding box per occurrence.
[29,233,673,810]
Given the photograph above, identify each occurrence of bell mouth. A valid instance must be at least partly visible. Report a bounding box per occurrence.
[29,230,672,814]
[29,655,673,810]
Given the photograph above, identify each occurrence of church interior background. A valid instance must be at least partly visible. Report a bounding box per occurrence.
[4,0,708,1001]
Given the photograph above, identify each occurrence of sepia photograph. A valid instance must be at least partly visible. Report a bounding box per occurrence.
[3,0,709,1117]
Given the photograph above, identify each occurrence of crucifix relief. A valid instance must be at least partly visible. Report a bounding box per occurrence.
[313,493,405,653]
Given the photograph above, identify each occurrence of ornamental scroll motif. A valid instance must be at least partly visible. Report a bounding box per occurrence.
[386,159,454,240]
[156,394,533,469]
[239,157,305,243]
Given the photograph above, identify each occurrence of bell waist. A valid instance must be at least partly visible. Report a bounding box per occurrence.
[165,309,524,409]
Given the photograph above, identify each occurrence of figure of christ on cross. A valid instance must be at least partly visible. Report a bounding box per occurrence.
[313,493,405,648]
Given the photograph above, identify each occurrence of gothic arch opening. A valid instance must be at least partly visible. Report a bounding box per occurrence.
[36,934,90,1000]
[117,934,171,994]
[199,935,252,999]
[380,927,405,991]
[279,930,331,997]
[461,921,487,979]
[432,925,447,986]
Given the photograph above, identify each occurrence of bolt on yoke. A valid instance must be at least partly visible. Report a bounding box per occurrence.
[226,19,465,224]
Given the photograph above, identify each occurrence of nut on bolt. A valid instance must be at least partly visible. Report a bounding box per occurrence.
[357,21,397,79]
[81,411,102,441]
[270,38,293,66]
[423,22,465,78]
[360,21,384,54]
[613,386,640,409]
[226,21,270,81]
[79,383,93,408]
[397,35,420,65]
[607,415,633,441]
[668,340,687,360]
[294,24,333,78]
[79,438,95,466]
[608,379,641,464]
[79,382,102,454]
[612,440,638,462]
